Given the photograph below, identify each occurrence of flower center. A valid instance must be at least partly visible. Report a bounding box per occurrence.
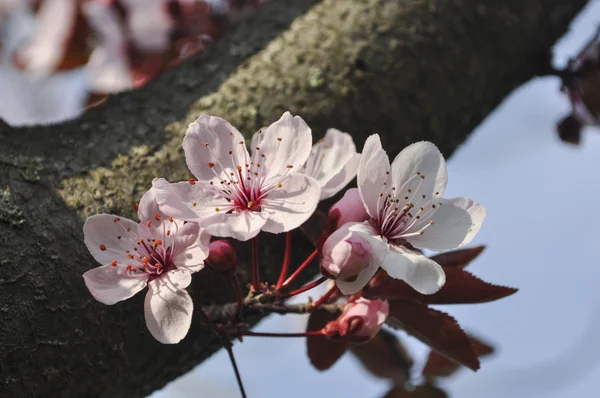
[373,171,442,241]
[201,132,294,214]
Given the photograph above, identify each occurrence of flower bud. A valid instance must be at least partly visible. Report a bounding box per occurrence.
[328,188,369,231]
[321,224,370,281]
[206,240,237,277]
[324,298,389,343]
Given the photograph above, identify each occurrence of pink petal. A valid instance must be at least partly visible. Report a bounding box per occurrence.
[404,197,486,252]
[173,222,210,272]
[144,269,193,344]
[83,214,140,265]
[390,141,447,201]
[152,178,230,221]
[258,112,313,181]
[328,188,370,230]
[380,246,445,295]
[183,115,249,183]
[83,265,148,305]
[261,173,320,234]
[201,211,268,241]
[120,0,172,52]
[357,135,391,218]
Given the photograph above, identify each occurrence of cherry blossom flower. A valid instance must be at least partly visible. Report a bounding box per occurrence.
[322,135,486,295]
[300,128,360,200]
[82,188,210,344]
[323,297,389,342]
[153,112,321,241]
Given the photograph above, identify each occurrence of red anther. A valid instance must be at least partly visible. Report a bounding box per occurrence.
[126,265,133,271]
[111,260,118,266]
[286,165,293,169]
[99,244,107,251]
[127,254,135,259]
[146,221,152,227]
[154,213,161,222]
[168,216,174,222]
[142,256,150,263]
[138,238,144,244]
[167,230,171,236]
[113,217,120,223]
[133,203,139,211]
[189,178,197,185]
[153,240,163,248]
[208,162,215,168]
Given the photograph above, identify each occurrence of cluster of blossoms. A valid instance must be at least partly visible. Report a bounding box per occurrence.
[0,0,263,123]
[83,110,486,342]
[82,111,511,396]
[557,27,600,144]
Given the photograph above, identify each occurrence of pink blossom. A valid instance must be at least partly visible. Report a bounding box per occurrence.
[324,298,389,342]
[153,112,321,241]
[322,135,486,295]
[300,128,360,200]
[320,223,371,281]
[82,188,210,344]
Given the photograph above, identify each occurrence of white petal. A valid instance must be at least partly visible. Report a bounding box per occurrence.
[202,211,268,241]
[261,174,321,234]
[183,115,249,183]
[120,0,172,52]
[380,246,445,295]
[83,265,148,305]
[258,112,313,181]
[302,129,359,199]
[357,135,391,217]
[152,178,230,221]
[83,214,140,265]
[173,222,210,272]
[320,153,360,200]
[336,261,379,295]
[404,197,486,251]
[390,141,447,201]
[17,0,75,76]
[144,269,193,344]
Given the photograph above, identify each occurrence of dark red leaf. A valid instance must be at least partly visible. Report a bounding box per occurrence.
[365,268,518,305]
[306,310,347,371]
[386,300,480,371]
[350,329,413,385]
[383,383,448,398]
[429,245,486,269]
[422,334,494,378]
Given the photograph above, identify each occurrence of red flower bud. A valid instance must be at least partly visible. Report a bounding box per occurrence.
[207,240,238,277]
[324,298,389,343]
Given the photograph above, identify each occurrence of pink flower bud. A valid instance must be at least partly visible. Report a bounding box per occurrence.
[329,188,369,230]
[324,298,389,343]
[207,240,237,277]
[321,224,371,281]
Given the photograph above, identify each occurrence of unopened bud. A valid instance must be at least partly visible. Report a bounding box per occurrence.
[324,298,389,343]
[207,240,238,277]
[321,223,371,281]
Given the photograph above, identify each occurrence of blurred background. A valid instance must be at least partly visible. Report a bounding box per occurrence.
[2,1,600,397]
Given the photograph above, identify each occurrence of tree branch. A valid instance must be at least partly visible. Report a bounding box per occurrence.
[0,0,588,397]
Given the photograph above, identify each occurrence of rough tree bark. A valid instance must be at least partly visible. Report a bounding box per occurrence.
[0,0,588,396]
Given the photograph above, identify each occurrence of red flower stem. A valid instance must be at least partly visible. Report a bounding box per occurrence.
[196,307,247,398]
[231,330,325,338]
[251,237,259,291]
[275,231,293,290]
[231,276,243,322]
[281,249,319,289]
[279,276,328,299]
[311,285,337,309]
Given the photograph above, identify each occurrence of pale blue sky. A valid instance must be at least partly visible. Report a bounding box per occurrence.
[152,2,600,397]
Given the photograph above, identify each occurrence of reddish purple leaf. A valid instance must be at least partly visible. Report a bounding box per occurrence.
[422,334,494,378]
[306,310,347,371]
[386,300,480,371]
[365,268,518,305]
[429,245,486,269]
[350,329,413,385]
[383,383,448,398]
